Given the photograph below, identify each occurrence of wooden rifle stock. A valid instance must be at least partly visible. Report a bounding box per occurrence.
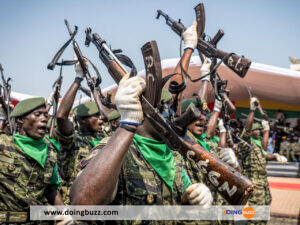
[156,9,251,78]
[86,33,255,205]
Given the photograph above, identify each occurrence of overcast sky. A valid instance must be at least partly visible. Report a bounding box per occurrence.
[0,0,299,98]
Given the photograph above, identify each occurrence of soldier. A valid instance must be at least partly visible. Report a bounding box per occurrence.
[239,97,287,225]
[55,59,105,204]
[279,135,294,162]
[70,22,214,225]
[0,97,63,224]
[102,110,121,136]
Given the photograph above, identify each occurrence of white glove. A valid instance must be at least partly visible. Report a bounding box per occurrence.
[0,105,7,120]
[54,208,74,225]
[218,119,226,133]
[182,21,198,50]
[185,183,213,207]
[250,97,259,111]
[47,91,55,106]
[213,98,222,112]
[220,148,239,168]
[261,120,270,131]
[274,153,288,164]
[115,73,146,125]
[74,54,88,79]
[200,58,211,81]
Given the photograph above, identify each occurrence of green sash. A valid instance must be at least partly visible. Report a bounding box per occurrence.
[210,136,220,144]
[194,132,211,152]
[45,134,60,152]
[88,137,101,147]
[251,136,267,156]
[251,136,263,149]
[133,134,175,192]
[14,134,48,168]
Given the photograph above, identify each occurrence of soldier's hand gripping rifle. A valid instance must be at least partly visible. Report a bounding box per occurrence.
[156,6,251,78]
[47,20,113,117]
[48,64,63,139]
[85,30,255,205]
[245,86,269,121]
[0,64,14,134]
[240,112,293,134]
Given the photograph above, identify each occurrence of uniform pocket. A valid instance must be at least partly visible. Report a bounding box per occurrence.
[0,157,21,178]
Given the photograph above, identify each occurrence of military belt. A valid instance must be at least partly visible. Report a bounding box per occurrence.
[0,211,28,223]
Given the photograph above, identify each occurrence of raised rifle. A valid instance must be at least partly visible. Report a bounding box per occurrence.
[0,64,14,134]
[49,63,63,139]
[240,113,293,134]
[245,86,269,120]
[47,20,113,117]
[85,30,255,205]
[156,7,251,78]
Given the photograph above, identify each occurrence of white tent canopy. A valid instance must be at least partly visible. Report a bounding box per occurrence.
[11,56,300,107]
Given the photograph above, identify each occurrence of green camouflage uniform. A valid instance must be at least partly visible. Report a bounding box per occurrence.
[56,129,104,204]
[78,137,197,225]
[239,129,271,225]
[0,132,60,224]
[186,131,233,225]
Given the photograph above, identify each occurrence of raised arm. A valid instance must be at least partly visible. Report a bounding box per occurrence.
[245,97,259,132]
[70,74,145,205]
[56,59,86,136]
[172,22,198,114]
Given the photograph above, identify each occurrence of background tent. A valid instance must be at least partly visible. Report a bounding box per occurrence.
[102,56,300,124]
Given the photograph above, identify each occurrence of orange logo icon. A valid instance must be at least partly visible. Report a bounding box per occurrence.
[243,207,255,219]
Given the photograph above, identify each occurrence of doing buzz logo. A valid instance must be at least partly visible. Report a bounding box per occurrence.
[223,206,255,219]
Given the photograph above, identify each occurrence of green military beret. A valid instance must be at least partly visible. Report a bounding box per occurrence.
[107,110,121,121]
[181,98,197,113]
[252,122,263,131]
[161,88,172,104]
[10,97,46,118]
[73,101,99,117]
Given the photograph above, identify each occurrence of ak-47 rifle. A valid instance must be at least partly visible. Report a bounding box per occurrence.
[240,113,293,134]
[47,20,114,117]
[245,86,269,120]
[85,29,255,205]
[79,86,92,99]
[0,64,14,134]
[156,6,251,78]
[49,63,63,138]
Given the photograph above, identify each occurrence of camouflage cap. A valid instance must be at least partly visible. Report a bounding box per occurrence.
[107,110,121,121]
[73,101,99,117]
[252,122,263,131]
[181,98,197,113]
[161,88,172,104]
[10,97,46,118]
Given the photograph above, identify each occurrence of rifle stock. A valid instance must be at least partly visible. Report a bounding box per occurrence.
[0,64,13,134]
[156,9,251,78]
[86,32,255,205]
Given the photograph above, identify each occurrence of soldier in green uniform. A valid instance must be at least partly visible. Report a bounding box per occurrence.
[102,110,121,136]
[0,97,63,224]
[56,59,106,204]
[70,22,214,225]
[239,97,287,225]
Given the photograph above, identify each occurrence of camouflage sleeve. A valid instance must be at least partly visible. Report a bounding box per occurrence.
[240,128,251,144]
[55,128,75,151]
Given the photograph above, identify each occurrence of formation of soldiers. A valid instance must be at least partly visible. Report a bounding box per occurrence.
[0,20,291,225]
